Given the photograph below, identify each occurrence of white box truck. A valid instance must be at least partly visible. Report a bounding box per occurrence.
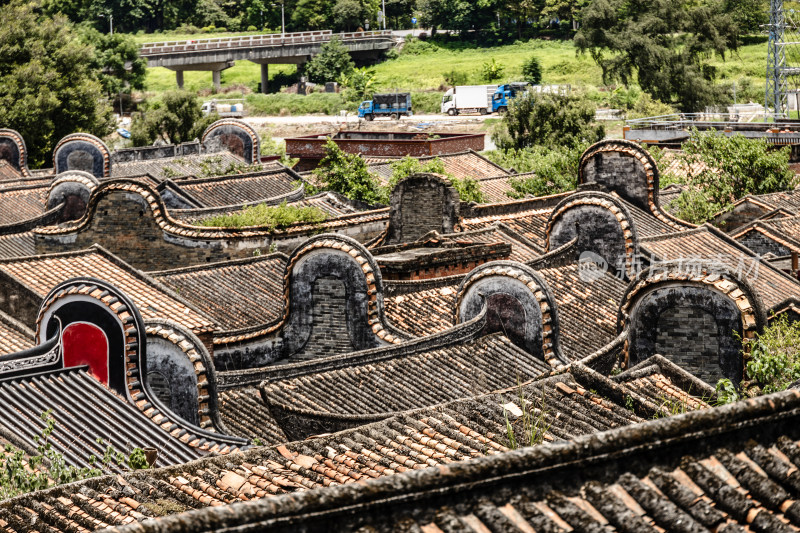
[441,85,497,116]
[201,99,246,118]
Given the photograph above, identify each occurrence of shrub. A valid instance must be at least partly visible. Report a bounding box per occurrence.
[486,145,582,198]
[521,56,542,85]
[304,37,355,84]
[313,139,384,204]
[492,91,604,151]
[199,201,327,229]
[444,69,468,87]
[667,129,797,223]
[482,58,505,82]
[451,176,484,203]
[0,411,148,500]
[744,314,800,394]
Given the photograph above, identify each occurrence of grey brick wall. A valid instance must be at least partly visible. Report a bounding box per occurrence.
[737,230,791,258]
[655,306,723,385]
[582,152,649,211]
[294,277,353,359]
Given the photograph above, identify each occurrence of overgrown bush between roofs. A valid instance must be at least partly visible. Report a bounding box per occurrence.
[1,411,148,499]
[716,314,800,403]
[485,145,582,198]
[198,201,328,229]
[657,129,796,224]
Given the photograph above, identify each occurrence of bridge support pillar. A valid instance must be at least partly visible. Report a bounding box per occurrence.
[260,63,269,94]
[176,70,184,89]
[212,70,222,91]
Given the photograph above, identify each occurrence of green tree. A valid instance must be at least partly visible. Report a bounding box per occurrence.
[304,37,355,84]
[521,56,542,85]
[292,0,333,30]
[575,0,739,111]
[492,91,604,151]
[725,0,767,34]
[668,129,796,223]
[416,0,499,34]
[333,0,362,30]
[486,145,583,197]
[313,139,384,204]
[81,28,147,103]
[130,91,218,145]
[0,1,113,167]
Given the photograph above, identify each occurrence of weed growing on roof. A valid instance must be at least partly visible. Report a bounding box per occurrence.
[198,156,262,178]
[503,384,551,450]
[386,156,484,203]
[198,201,327,229]
[0,411,147,499]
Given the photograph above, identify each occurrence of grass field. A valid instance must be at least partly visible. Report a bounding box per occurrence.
[134,32,770,114]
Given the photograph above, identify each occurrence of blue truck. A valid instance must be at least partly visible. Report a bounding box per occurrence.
[358,93,412,121]
[491,83,530,114]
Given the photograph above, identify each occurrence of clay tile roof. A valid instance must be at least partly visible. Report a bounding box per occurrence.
[112,151,253,180]
[641,225,800,310]
[0,310,34,355]
[261,334,551,418]
[1,362,722,531]
[537,263,627,359]
[442,224,543,262]
[287,192,363,217]
[149,254,288,332]
[461,207,552,243]
[135,389,798,533]
[751,188,800,213]
[384,279,459,336]
[618,196,677,237]
[0,160,21,180]
[367,150,510,186]
[171,168,299,207]
[0,367,201,471]
[757,213,800,239]
[0,247,215,334]
[0,184,46,225]
[217,387,287,445]
[477,174,520,203]
[0,231,36,259]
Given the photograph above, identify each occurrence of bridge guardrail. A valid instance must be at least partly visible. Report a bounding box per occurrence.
[140,30,393,56]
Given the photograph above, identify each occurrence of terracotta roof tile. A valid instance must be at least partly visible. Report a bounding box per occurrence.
[0,185,46,225]
[172,168,299,207]
[0,363,716,531]
[538,263,627,359]
[641,225,800,310]
[461,208,552,243]
[218,387,287,445]
[150,254,287,332]
[384,281,458,336]
[0,310,34,355]
[0,231,36,259]
[0,247,215,334]
[261,334,550,417]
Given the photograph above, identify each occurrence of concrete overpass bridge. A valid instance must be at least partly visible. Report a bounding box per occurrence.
[139,30,395,92]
